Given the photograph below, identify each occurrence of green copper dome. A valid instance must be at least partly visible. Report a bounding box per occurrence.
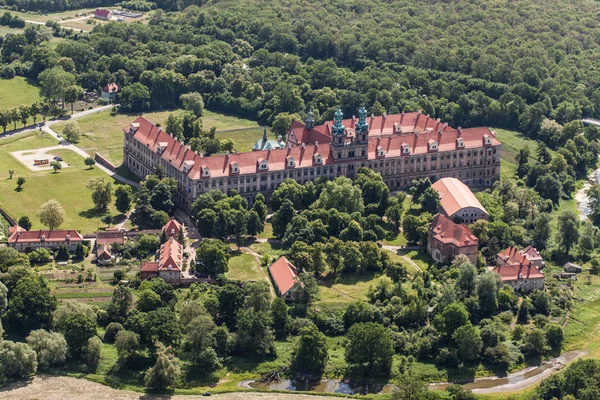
[355,106,369,134]
[331,107,346,136]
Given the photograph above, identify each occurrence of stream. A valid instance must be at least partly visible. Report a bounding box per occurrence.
[575,168,600,219]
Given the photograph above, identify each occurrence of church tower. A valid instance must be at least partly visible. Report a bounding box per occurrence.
[330,107,368,163]
[306,109,315,130]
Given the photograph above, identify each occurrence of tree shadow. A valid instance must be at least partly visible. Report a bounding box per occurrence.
[79,208,107,219]
[14,187,22,192]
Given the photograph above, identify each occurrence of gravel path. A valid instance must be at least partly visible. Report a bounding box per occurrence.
[0,376,347,400]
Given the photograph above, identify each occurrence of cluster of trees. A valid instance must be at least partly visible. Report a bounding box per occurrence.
[192,189,265,246]
[129,171,175,229]
[2,0,599,142]
[536,359,600,400]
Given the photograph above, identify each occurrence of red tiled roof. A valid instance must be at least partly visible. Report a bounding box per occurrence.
[498,246,543,265]
[158,238,182,271]
[8,225,25,236]
[268,256,301,296]
[162,217,182,235]
[493,261,544,281]
[96,231,124,246]
[432,178,488,218]
[94,9,111,18]
[8,229,83,244]
[429,214,478,247]
[97,244,112,259]
[102,83,118,93]
[140,261,159,272]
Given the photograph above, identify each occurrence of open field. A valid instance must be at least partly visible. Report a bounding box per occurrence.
[216,127,267,153]
[54,109,264,166]
[226,252,263,281]
[0,132,126,233]
[6,8,98,23]
[0,25,23,36]
[317,271,381,310]
[0,77,41,110]
[493,128,556,180]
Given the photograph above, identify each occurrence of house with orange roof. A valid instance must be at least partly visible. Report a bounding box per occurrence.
[268,256,303,300]
[96,244,113,266]
[427,214,479,265]
[8,229,83,252]
[432,177,489,224]
[101,82,118,101]
[140,238,182,285]
[162,217,183,239]
[123,106,500,210]
[493,259,545,293]
[497,245,544,269]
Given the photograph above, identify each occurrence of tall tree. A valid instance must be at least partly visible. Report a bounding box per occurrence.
[36,199,65,230]
[556,210,580,255]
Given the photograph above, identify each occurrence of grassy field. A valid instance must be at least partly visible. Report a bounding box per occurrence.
[7,8,97,23]
[493,127,555,180]
[226,252,264,281]
[54,109,265,166]
[317,271,382,310]
[0,131,127,233]
[0,77,41,110]
[216,127,267,153]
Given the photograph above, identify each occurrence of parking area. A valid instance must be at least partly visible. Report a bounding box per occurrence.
[11,145,72,171]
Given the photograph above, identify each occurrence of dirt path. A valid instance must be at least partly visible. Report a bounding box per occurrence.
[241,246,276,298]
[0,376,346,400]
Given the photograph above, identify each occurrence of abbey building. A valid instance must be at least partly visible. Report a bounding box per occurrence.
[123,108,501,210]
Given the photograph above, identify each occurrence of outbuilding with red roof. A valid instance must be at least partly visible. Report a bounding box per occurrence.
[493,260,544,293]
[268,256,302,300]
[8,229,83,252]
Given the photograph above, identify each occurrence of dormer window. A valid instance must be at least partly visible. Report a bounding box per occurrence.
[377,146,386,157]
[393,123,401,133]
[129,122,140,134]
[183,160,194,173]
[157,142,168,153]
[457,138,465,148]
[483,134,492,145]
[401,143,410,154]
[314,153,322,164]
[287,156,295,167]
[258,158,268,170]
[203,166,211,177]
[428,140,438,151]
[230,161,239,174]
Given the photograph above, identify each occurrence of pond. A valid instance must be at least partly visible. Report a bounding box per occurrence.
[249,378,395,395]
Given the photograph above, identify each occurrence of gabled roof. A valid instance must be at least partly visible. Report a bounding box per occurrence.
[8,229,83,244]
[253,138,286,151]
[8,225,25,236]
[96,231,124,246]
[429,214,478,247]
[268,256,301,296]
[94,9,112,17]
[520,245,543,260]
[162,217,182,235]
[97,244,112,259]
[158,238,182,272]
[498,245,543,265]
[432,178,488,217]
[493,261,544,281]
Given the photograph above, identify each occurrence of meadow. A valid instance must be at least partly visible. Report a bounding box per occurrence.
[0,131,126,233]
[0,77,41,110]
[54,109,266,166]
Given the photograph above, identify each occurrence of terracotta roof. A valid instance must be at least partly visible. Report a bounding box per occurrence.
[432,178,488,218]
[96,231,124,246]
[94,9,111,18]
[8,229,83,244]
[493,261,544,281]
[268,256,301,296]
[162,217,182,235]
[8,225,25,236]
[140,261,159,272]
[158,238,182,271]
[102,83,118,93]
[429,214,478,247]
[97,244,112,259]
[520,245,542,260]
[498,246,543,265]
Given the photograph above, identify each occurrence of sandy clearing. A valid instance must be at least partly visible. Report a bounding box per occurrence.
[0,375,351,400]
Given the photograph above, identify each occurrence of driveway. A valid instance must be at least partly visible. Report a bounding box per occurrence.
[10,145,71,171]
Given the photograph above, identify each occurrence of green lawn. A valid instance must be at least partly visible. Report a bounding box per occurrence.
[0,132,129,233]
[0,77,41,110]
[493,127,555,180]
[216,127,268,153]
[317,271,382,310]
[54,109,264,166]
[0,26,23,36]
[226,252,264,281]
[7,8,98,23]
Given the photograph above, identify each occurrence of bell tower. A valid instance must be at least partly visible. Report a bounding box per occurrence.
[355,106,369,142]
[306,109,315,130]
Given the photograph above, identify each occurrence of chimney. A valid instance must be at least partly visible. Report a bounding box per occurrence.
[315,141,319,148]
[383,112,387,119]
[200,152,204,158]
[457,126,462,136]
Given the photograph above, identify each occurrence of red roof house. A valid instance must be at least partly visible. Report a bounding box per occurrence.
[432,178,489,224]
[162,217,183,238]
[94,9,113,20]
[101,82,118,101]
[268,256,302,299]
[96,244,113,265]
[493,258,545,293]
[497,245,544,269]
[8,229,83,252]
[427,214,479,265]
[140,238,182,285]
[96,230,125,246]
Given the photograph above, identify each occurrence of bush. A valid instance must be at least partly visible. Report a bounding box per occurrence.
[26,329,67,370]
[28,248,51,264]
[0,341,37,380]
[104,322,124,343]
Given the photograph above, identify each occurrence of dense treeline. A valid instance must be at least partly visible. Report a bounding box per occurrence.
[2,0,117,13]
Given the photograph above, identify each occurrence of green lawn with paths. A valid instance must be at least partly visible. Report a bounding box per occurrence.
[0,131,127,233]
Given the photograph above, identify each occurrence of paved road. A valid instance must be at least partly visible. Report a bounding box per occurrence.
[582,118,600,127]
